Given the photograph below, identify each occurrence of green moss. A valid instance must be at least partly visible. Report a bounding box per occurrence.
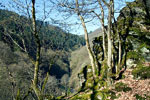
[127,1,143,8]
[85,78,94,89]
[100,60,108,80]
[94,89,118,100]
[99,81,107,88]
[70,86,118,100]
[115,82,132,92]
[70,93,91,100]
[56,95,66,100]
[95,92,107,100]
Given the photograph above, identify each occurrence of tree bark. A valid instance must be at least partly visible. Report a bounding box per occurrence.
[105,0,114,87]
[97,0,107,59]
[31,0,41,99]
[107,3,112,71]
[79,15,97,78]
[75,0,98,78]
[117,31,122,73]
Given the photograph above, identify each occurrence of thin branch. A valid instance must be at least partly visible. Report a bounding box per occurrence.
[92,10,102,21]
[4,30,35,64]
[12,0,27,9]
[101,0,109,7]
[5,30,27,52]
[36,1,54,33]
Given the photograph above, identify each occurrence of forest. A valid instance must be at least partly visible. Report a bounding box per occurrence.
[0,0,150,100]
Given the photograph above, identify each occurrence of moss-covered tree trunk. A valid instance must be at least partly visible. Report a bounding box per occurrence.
[101,0,114,87]
[31,0,42,99]
[97,0,107,59]
[107,1,113,87]
[117,31,122,74]
[75,0,99,78]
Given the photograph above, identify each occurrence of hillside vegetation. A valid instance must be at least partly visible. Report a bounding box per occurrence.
[0,0,150,100]
[0,9,85,99]
[0,9,85,52]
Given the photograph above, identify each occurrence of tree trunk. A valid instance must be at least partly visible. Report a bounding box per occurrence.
[107,0,114,87]
[75,0,98,78]
[97,0,107,59]
[102,27,107,59]
[31,0,41,99]
[79,14,97,78]
[117,33,122,73]
[107,7,112,71]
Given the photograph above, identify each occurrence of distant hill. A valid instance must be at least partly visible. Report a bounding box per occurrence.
[0,8,86,79]
[0,9,85,52]
[0,9,85,99]
[69,28,102,90]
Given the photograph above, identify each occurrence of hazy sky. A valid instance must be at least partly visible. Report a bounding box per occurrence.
[1,0,135,35]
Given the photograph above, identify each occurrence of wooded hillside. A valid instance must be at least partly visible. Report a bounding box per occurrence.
[0,9,85,100]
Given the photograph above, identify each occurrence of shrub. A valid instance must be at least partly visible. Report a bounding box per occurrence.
[132,65,150,79]
[115,82,132,92]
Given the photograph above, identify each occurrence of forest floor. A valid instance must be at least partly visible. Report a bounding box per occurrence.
[114,69,150,100]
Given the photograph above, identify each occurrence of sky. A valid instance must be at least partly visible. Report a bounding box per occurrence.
[0,0,135,35]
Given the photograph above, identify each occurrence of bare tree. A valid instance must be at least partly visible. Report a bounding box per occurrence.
[74,0,129,86]
[92,0,107,59]
[30,0,42,99]
[55,0,128,85]
[2,0,53,99]
[54,0,100,78]
[75,0,98,78]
